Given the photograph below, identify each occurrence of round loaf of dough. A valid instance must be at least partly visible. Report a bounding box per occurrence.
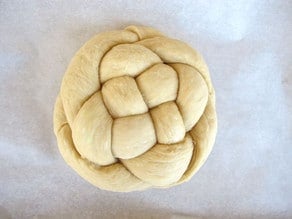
[54,25,217,192]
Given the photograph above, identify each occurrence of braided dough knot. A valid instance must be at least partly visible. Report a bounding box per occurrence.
[54,25,217,192]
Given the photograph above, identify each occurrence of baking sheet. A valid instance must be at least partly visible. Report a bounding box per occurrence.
[0,0,291,218]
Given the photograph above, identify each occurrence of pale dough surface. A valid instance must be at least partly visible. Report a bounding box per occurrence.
[54,25,217,192]
[0,1,291,218]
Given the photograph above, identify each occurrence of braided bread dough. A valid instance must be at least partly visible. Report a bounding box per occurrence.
[53,25,217,192]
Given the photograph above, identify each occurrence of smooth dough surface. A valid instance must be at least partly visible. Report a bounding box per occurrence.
[54,25,217,192]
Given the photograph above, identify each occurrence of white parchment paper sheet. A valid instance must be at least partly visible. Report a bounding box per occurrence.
[0,1,291,218]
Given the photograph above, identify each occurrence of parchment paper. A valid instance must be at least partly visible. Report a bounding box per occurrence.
[0,1,291,218]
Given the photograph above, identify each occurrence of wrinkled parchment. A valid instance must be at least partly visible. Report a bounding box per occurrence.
[0,1,291,218]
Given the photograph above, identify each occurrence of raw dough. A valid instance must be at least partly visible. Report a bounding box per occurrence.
[53,25,217,192]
